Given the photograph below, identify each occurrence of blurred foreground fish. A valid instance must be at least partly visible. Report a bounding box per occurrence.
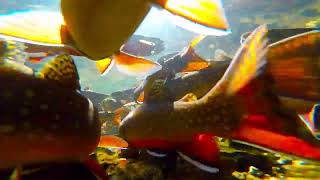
[0,53,100,172]
[0,0,230,77]
[119,25,320,173]
[0,46,129,179]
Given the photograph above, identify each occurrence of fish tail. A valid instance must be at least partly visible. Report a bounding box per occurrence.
[267,30,320,101]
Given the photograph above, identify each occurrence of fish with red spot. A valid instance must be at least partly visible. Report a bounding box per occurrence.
[119,25,320,173]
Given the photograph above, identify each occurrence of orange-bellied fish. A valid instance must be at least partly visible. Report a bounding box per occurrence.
[119,25,320,173]
[0,0,230,77]
[132,29,320,139]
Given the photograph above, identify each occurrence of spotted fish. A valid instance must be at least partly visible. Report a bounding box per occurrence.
[0,51,101,169]
[119,25,320,173]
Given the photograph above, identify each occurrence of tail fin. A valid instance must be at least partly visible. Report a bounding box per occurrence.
[267,30,320,101]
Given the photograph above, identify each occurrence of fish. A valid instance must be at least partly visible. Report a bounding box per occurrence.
[98,135,128,149]
[96,51,161,77]
[0,52,100,168]
[0,0,230,77]
[60,0,230,59]
[240,28,319,45]
[121,34,165,57]
[136,29,320,109]
[137,58,231,103]
[134,34,211,103]
[119,25,320,173]
[0,45,132,179]
[266,30,320,102]
[80,90,109,112]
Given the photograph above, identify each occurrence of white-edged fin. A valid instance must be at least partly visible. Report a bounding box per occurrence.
[177,151,219,173]
[10,166,22,180]
[114,51,162,77]
[219,24,269,95]
[146,149,168,158]
[40,54,80,90]
[154,0,230,35]
[0,11,65,45]
[96,57,115,76]
[299,104,320,140]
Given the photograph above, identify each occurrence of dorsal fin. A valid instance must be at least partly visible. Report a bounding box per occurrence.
[219,24,269,95]
[180,35,209,72]
[40,54,80,90]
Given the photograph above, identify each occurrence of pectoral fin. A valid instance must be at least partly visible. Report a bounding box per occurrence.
[114,51,162,76]
[156,0,230,35]
[0,11,65,45]
[98,135,128,148]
